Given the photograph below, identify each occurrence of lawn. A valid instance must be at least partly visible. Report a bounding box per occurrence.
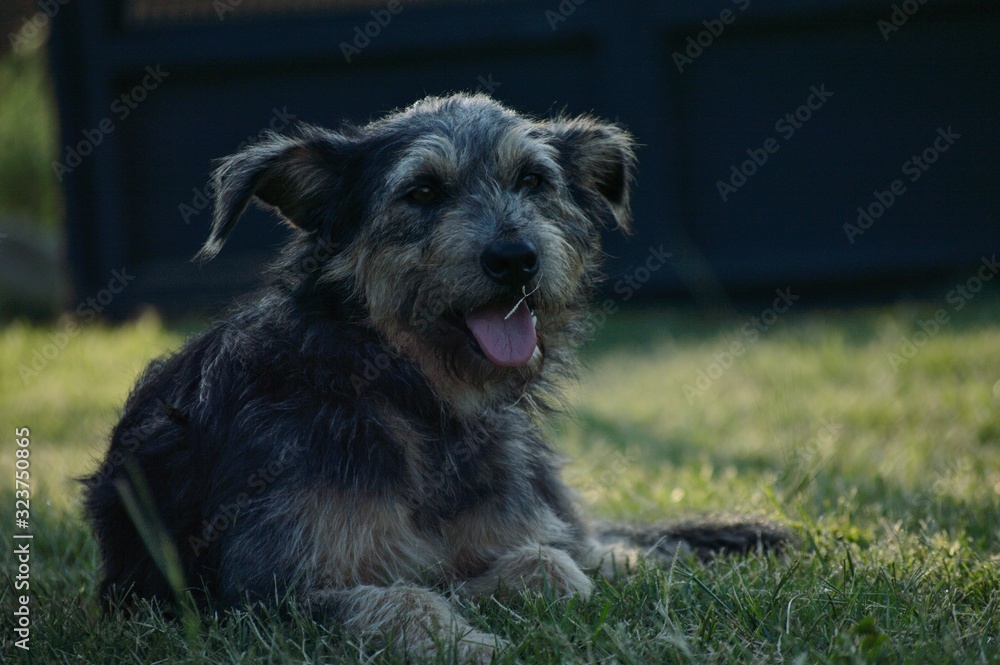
[1,292,998,664]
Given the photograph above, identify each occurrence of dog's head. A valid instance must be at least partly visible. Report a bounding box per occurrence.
[200,94,635,409]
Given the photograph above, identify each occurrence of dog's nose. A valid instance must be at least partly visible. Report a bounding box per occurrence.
[480,238,539,287]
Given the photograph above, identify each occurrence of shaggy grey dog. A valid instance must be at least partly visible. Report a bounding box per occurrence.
[85,93,787,662]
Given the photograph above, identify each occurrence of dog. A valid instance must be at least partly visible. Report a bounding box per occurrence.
[85,93,788,662]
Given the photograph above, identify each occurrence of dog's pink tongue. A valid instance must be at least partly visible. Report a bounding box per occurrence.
[465,301,536,367]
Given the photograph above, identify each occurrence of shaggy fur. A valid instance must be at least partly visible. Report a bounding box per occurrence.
[85,93,787,663]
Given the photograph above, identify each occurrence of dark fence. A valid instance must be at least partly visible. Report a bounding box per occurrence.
[50,0,1000,316]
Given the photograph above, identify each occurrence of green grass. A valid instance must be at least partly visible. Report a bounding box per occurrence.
[1,296,999,663]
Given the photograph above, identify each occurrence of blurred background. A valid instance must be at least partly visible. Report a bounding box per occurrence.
[1,0,998,319]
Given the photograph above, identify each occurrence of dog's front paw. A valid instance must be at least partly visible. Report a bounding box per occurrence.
[461,544,593,600]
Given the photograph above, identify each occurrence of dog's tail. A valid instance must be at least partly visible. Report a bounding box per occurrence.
[593,516,795,565]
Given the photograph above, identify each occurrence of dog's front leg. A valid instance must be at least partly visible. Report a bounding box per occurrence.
[309,583,504,663]
[460,544,594,599]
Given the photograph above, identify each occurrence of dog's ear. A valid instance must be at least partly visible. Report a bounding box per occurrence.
[195,129,346,262]
[545,117,636,232]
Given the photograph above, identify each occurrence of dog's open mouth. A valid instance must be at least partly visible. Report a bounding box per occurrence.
[460,300,538,367]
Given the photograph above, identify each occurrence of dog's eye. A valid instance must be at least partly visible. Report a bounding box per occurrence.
[408,186,438,203]
[520,174,543,190]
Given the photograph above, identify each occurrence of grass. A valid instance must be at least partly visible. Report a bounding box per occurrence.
[1,293,998,664]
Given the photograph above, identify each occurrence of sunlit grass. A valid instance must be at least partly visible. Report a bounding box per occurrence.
[0,314,183,516]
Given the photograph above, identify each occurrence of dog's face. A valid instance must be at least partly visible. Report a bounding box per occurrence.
[199,94,635,407]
